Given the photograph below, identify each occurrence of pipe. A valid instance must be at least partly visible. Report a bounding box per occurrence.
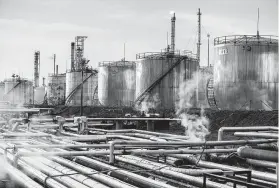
[115,155,230,188]
[30,155,110,188]
[246,159,277,168]
[21,156,91,188]
[237,146,278,162]
[234,132,279,139]
[119,155,223,176]
[0,133,52,138]
[5,162,44,188]
[218,126,278,141]
[51,156,136,188]
[73,156,177,188]
[173,154,278,183]
[108,139,277,164]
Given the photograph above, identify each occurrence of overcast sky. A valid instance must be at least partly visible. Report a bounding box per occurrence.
[0,0,277,83]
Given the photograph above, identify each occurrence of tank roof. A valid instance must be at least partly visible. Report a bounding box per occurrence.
[214,35,278,46]
[136,50,197,60]
[98,61,136,67]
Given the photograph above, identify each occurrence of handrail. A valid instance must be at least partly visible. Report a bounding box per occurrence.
[6,81,22,95]
[214,35,278,46]
[135,56,188,103]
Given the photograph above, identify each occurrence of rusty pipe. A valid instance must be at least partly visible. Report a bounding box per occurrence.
[218,126,278,141]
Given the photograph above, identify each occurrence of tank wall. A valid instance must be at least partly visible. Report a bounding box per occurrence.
[47,75,66,106]
[0,83,4,101]
[66,71,98,106]
[98,65,136,107]
[136,57,197,110]
[213,43,278,110]
[3,80,33,105]
[34,87,46,104]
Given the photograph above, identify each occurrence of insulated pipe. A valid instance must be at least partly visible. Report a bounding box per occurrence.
[246,159,277,168]
[30,155,110,188]
[119,155,223,176]
[51,156,137,188]
[234,132,279,139]
[0,133,52,138]
[5,162,44,188]
[218,126,278,141]
[237,146,278,162]
[115,155,230,188]
[21,156,91,188]
[108,139,277,164]
[73,156,177,188]
[172,154,278,183]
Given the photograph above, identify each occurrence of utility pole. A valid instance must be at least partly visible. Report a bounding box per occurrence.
[207,33,210,66]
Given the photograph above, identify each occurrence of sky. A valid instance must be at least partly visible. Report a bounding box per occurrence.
[0,0,277,83]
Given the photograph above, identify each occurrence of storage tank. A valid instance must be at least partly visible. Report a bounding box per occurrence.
[34,86,46,104]
[98,61,136,107]
[135,51,198,111]
[0,82,4,101]
[213,35,278,110]
[46,73,66,106]
[198,66,213,108]
[3,78,33,105]
[65,69,98,106]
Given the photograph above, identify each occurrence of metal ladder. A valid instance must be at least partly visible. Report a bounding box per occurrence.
[135,56,188,104]
[206,78,219,110]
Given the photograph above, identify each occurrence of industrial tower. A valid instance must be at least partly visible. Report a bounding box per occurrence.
[170,12,176,53]
[34,51,40,87]
[74,36,88,70]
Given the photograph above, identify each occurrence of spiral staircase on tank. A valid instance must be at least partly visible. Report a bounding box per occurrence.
[65,70,98,105]
[206,77,219,110]
[135,56,188,104]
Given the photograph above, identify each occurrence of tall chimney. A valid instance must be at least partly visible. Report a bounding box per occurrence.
[34,51,40,87]
[171,12,176,52]
[71,42,75,71]
[56,65,58,75]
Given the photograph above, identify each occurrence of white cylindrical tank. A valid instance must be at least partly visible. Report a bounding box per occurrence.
[65,70,98,106]
[34,87,46,104]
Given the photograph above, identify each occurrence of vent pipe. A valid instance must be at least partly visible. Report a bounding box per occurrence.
[56,65,58,75]
[170,12,176,52]
[34,51,40,87]
[42,77,45,87]
[71,42,75,71]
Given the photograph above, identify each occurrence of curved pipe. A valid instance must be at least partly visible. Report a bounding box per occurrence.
[218,126,278,141]
[237,147,278,162]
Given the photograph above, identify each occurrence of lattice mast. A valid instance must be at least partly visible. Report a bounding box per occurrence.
[34,51,40,87]
[170,12,176,52]
[75,36,88,70]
